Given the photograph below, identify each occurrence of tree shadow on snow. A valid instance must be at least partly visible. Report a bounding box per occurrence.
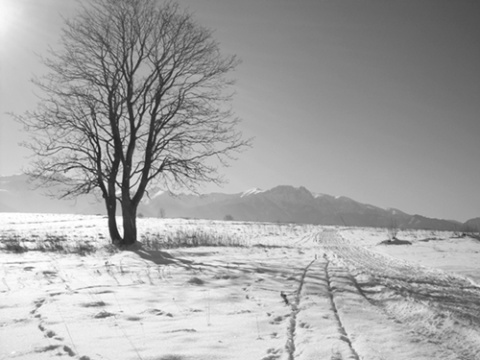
[129,244,299,282]
[129,245,196,270]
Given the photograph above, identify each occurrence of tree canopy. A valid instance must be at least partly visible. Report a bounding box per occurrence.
[15,0,250,246]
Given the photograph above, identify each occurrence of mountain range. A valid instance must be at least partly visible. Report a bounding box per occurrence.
[0,174,478,232]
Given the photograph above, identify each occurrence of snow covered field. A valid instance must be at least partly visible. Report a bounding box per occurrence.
[1,213,479,359]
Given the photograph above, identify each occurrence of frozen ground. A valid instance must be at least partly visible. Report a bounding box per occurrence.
[0,214,479,359]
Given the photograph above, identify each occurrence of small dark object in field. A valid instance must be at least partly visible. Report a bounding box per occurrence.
[63,345,75,356]
[187,277,205,285]
[379,239,412,245]
[280,291,289,305]
[81,301,107,308]
[418,237,441,242]
[35,344,61,353]
[94,310,115,319]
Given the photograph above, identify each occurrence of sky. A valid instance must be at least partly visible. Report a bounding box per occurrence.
[1,0,480,221]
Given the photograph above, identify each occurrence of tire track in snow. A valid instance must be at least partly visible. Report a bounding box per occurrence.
[285,258,316,360]
[289,246,365,360]
[316,229,480,360]
[284,238,360,360]
[323,254,360,360]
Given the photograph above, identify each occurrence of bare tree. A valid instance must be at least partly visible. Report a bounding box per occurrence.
[14,0,250,246]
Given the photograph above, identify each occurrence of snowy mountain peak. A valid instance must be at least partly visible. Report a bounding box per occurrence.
[240,188,265,197]
[312,192,328,199]
[152,189,166,198]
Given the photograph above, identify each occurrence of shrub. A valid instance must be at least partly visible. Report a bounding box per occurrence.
[1,235,28,253]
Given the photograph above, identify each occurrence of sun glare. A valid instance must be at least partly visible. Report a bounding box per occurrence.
[0,0,20,35]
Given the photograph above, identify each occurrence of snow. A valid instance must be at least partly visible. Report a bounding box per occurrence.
[386,208,398,215]
[142,189,166,204]
[240,188,265,197]
[152,189,166,198]
[1,214,480,359]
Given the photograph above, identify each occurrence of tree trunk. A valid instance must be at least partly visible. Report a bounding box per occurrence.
[121,200,138,247]
[105,196,122,244]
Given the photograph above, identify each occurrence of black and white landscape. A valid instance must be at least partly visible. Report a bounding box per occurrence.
[1,0,480,358]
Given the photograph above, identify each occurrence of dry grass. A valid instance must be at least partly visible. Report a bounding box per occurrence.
[0,214,317,254]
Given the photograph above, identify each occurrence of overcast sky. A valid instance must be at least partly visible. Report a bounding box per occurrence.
[1,0,480,221]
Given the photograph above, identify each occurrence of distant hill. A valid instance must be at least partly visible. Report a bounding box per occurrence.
[0,174,477,231]
[138,184,467,231]
[463,217,480,233]
[0,174,105,215]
